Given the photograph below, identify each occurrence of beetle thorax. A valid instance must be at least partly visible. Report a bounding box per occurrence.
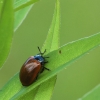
[34,55,45,64]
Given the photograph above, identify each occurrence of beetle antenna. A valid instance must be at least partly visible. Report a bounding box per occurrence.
[43,49,46,55]
[38,47,42,54]
[38,47,46,55]
[44,67,50,71]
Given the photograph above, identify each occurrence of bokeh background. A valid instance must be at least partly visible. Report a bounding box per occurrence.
[0,0,100,100]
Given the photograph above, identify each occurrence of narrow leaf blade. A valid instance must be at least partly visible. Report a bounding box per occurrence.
[14,5,33,31]
[0,0,14,68]
[14,0,39,11]
[34,0,60,100]
[78,84,100,100]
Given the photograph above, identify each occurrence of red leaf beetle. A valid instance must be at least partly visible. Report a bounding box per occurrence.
[19,47,50,86]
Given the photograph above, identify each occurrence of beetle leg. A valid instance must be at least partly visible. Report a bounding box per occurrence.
[40,67,44,73]
[44,61,48,63]
[44,67,50,71]
[35,74,39,80]
[44,56,49,58]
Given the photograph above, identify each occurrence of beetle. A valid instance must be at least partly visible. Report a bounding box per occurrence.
[19,47,50,86]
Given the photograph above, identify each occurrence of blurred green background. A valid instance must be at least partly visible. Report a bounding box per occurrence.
[0,0,100,100]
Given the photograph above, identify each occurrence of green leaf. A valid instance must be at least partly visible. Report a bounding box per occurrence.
[78,84,100,100]
[0,0,4,17]
[14,0,36,31]
[14,0,39,11]
[42,0,60,53]
[10,32,100,100]
[33,0,60,100]
[0,0,14,68]
[1,31,100,99]
[1,0,100,100]
[14,5,33,31]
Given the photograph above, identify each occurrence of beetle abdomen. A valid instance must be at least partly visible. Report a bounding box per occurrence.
[20,57,41,86]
